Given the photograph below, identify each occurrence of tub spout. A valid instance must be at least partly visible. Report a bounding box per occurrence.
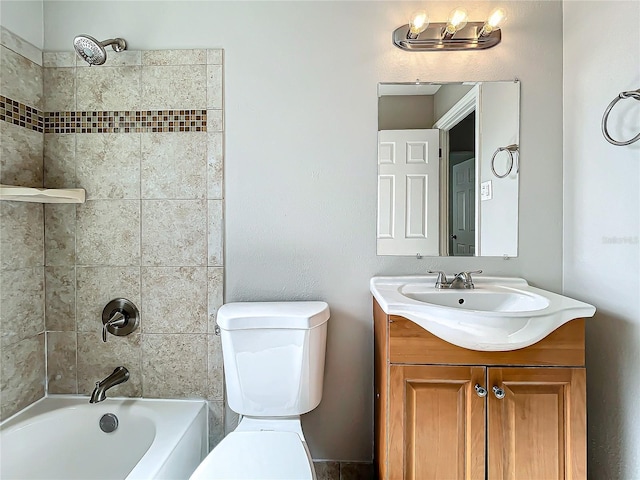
[89,366,129,403]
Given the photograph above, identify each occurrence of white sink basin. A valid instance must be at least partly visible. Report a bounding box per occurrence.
[371,276,595,351]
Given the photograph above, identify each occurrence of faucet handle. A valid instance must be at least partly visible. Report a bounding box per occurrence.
[466,270,483,276]
[458,270,483,288]
[102,311,126,343]
[427,270,449,288]
[101,299,139,343]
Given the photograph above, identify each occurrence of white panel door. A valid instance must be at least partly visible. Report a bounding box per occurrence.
[451,157,476,256]
[377,129,440,256]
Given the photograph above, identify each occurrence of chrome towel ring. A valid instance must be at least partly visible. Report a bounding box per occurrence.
[491,144,519,178]
[602,89,640,146]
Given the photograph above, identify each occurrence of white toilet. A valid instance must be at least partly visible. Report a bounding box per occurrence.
[190,301,330,480]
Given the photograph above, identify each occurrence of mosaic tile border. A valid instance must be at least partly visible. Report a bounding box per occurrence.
[45,110,207,134]
[0,96,44,133]
[0,96,207,133]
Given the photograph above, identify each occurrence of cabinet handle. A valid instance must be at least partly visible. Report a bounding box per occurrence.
[492,386,506,399]
[474,384,488,397]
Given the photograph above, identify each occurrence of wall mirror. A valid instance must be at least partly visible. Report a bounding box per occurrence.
[377,81,520,257]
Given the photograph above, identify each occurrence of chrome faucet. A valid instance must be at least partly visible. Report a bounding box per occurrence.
[449,270,482,289]
[428,270,482,289]
[89,366,129,403]
[428,270,450,289]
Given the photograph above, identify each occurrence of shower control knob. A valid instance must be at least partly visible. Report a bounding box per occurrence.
[102,298,139,342]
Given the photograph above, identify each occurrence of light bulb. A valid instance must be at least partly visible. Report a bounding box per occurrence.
[480,8,507,36]
[408,10,429,39]
[445,8,468,35]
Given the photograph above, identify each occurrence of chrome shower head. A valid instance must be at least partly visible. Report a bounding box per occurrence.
[73,34,127,66]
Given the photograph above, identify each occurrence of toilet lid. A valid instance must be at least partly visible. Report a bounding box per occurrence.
[189,431,313,480]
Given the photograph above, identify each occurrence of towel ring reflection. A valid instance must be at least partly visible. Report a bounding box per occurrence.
[491,144,519,178]
[602,89,640,146]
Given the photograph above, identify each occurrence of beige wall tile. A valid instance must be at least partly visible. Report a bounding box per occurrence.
[141,65,206,110]
[76,266,141,332]
[44,134,76,189]
[207,132,223,199]
[76,133,141,200]
[77,332,142,397]
[0,121,43,188]
[0,267,44,347]
[141,267,207,333]
[45,266,75,331]
[76,50,141,68]
[207,334,223,401]
[76,66,141,111]
[44,203,76,266]
[46,331,77,394]
[43,67,75,111]
[207,109,223,132]
[142,50,206,66]
[207,65,222,110]
[142,333,207,398]
[0,202,44,270]
[0,45,43,109]
[76,200,140,266]
[141,132,206,200]
[0,334,45,420]
[206,50,223,66]
[141,200,207,266]
[208,400,225,450]
[43,52,75,68]
[207,267,223,334]
[208,200,223,266]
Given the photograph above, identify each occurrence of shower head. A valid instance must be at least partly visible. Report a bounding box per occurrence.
[73,34,127,66]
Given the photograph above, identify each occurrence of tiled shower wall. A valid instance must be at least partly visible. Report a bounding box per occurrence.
[42,48,225,444]
[0,28,46,420]
[0,28,225,445]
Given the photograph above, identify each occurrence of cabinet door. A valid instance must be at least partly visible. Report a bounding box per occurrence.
[389,365,486,480]
[488,367,586,480]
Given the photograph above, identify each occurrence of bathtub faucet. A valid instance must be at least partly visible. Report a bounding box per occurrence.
[89,366,129,403]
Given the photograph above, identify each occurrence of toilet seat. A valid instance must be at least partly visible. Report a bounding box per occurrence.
[189,431,314,480]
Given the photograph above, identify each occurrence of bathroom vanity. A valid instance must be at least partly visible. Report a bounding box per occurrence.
[370,272,595,480]
[371,276,594,480]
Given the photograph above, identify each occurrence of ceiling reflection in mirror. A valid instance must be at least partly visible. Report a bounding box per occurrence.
[377,81,520,257]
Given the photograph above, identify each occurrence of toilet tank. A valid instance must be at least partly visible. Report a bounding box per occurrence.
[217,302,330,417]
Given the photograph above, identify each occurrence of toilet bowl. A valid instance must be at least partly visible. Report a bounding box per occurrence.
[190,301,330,480]
[190,418,315,479]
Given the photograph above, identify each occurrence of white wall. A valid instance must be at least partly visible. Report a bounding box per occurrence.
[0,0,43,49]
[41,1,564,461]
[563,2,640,478]
[434,84,474,121]
[479,82,519,257]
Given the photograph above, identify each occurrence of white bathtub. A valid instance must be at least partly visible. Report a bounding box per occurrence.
[0,395,208,480]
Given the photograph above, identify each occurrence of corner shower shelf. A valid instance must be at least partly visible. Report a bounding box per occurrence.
[0,184,85,204]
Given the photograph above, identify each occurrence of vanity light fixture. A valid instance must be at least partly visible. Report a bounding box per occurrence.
[393,6,507,51]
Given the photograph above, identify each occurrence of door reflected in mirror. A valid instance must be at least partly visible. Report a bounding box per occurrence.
[377,81,520,257]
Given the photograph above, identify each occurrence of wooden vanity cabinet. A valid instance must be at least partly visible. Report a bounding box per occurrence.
[374,299,587,480]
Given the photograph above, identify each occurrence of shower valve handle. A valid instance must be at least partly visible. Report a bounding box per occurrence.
[101,298,140,342]
[102,312,127,342]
